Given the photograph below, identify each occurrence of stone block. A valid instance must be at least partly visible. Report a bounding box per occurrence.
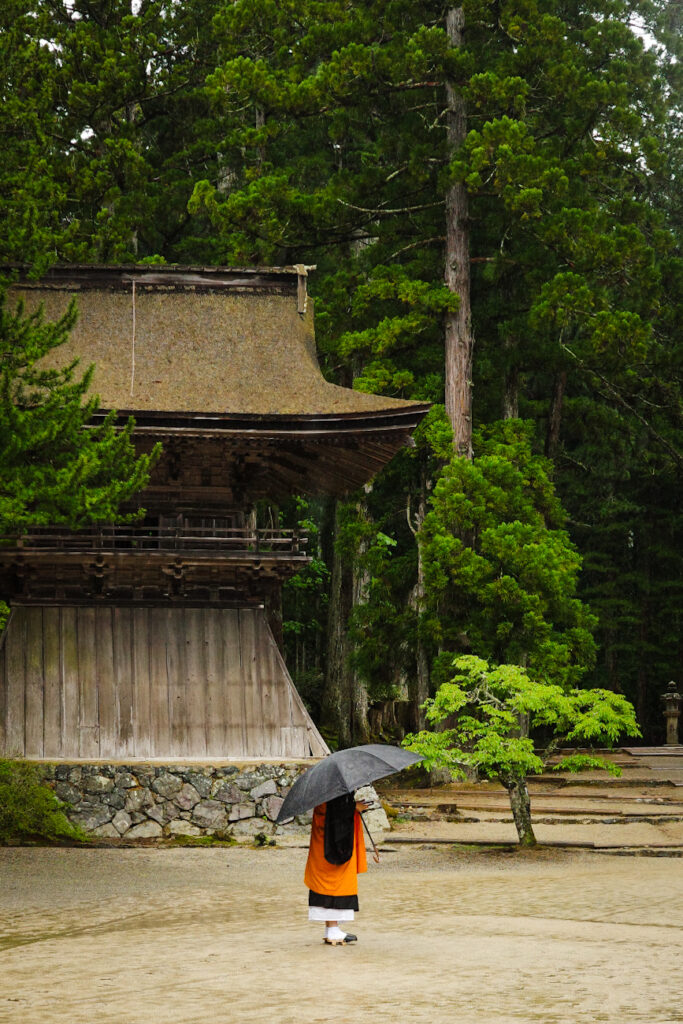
[71,807,114,831]
[145,804,166,825]
[92,823,120,838]
[126,820,163,839]
[54,781,81,806]
[112,810,132,835]
[152,772,183,799]
[228,802,255,822]
[167,820,202,837]
[114,772,138,789]
[191,800,229,829]
[234,772,262,791]
[274,822,308,836]
[212,782,242,804]
[184,772,212,798]
[174,783,201,810]
[262,796,284,822]
[250,780,277,800]
[101,792,126,810]
[354,786,390,835]
[230,819,274,837]
[83,774,114,794]
[67,767,83,785]
[125,787,154,813]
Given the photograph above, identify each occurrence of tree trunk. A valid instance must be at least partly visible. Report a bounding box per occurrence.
[444,7,474,458]
[408,465,430,731]
[504,777,536,846]
[502,367,519,419]
[351,497,372,743]
[321,501,353,747]
[545,370,567,458]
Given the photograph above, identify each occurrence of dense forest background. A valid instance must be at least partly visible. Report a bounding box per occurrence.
[1,0,680,745]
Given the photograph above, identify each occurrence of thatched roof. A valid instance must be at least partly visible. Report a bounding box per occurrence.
[9,265,428,420]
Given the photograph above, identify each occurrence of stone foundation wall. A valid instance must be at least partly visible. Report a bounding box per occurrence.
[41,762,311,840]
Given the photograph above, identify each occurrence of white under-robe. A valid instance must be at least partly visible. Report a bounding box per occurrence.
[308,906,355,922]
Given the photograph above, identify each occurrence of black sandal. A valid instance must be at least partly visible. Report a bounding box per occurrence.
[323,933,357,946]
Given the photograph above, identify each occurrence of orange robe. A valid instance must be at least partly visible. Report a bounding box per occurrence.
[304,803,368,897]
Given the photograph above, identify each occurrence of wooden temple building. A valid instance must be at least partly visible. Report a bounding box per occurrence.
[0,265,428,761]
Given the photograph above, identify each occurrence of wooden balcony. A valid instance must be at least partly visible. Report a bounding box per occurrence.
[0,526,309,605]
[0,525,307,556]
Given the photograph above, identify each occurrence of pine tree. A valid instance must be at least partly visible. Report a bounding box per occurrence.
[3,0,679,740]
[0,290,158,534]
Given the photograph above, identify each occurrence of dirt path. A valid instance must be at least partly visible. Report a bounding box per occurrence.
[0,845,681,1024]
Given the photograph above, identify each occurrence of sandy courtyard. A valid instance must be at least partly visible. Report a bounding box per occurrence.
[0,844,681,1024]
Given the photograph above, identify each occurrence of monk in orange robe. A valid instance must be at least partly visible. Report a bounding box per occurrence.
[304,792,377,946]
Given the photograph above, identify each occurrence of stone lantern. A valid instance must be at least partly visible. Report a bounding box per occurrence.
[661,681,682,746]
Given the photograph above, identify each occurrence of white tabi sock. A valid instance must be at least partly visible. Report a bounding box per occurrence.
[325,926,345,941]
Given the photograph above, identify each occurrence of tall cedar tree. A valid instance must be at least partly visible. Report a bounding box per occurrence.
[2,0,680,738]
[189,0,680,739]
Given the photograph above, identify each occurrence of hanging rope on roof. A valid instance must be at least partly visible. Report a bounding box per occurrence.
[293,264,316,316]
[130,279,136,396]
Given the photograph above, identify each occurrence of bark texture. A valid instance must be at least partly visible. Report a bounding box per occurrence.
[322,501,353,747]
[504,776,536,846]
[444,6,474,458]
[408,469,430,731]
[502,367,519,420]
[545,370,567,458]
[321,499,371,746]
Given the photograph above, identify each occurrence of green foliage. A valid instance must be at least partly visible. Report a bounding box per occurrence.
[281,497,331,715]
[0,291,159,533]
[0,0,222,265]
[404,655,640,783]
[0,760,87,844]
[420,420,598,686]
[1,0,679,740]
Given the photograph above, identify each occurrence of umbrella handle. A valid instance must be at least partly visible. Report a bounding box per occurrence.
[359,811,381,862]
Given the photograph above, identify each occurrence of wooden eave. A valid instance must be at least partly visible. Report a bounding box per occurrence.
[127,409,429,498]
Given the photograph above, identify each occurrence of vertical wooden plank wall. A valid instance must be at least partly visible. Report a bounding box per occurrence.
[4,611,26,757]
[77,607,99,758]
[149,608,170,757]
[132,607,151,756]
[204,609,224,757]
[23,607,44,756]
[222,608,245,755]
[0,605,328,759]
[113,607,135,759]
[43,608,62,758]
[61,607,80,759]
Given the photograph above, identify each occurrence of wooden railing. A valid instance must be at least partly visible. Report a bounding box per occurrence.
[0,525,308,555]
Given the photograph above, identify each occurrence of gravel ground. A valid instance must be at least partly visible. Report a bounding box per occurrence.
[0,844,681,1024]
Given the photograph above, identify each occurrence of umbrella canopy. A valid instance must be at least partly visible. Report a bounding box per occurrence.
[276,743,423,823]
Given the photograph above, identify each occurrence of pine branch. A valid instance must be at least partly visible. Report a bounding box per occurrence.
[561,343,683,467]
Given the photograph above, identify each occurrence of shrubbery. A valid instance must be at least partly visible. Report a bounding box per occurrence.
[0,759,87,844]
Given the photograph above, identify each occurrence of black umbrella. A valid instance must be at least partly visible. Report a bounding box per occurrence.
[275,743,423,823]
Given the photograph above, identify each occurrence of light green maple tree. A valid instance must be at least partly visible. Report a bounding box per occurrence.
[405,654,640,845]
